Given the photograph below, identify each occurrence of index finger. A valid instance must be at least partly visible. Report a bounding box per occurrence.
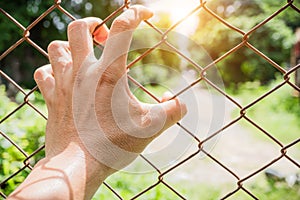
[68,17,109,74]
[99,5,153,84]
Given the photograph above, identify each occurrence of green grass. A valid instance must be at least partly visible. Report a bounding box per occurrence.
[230,79,300,145]
[251,180,300,200]
[92,170,300,199]
[93,171,221,199]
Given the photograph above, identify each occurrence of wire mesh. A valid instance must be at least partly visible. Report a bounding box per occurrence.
[0,0,300,199]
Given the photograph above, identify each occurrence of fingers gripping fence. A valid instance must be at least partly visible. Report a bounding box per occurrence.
[0,0,300,199]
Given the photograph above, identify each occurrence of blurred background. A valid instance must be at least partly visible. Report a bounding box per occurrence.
[0,0,300,199]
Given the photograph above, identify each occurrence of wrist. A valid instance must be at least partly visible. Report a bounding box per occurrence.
[44,142,115,199]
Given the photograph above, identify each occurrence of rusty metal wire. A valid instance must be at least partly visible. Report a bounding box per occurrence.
[1,0,300,199]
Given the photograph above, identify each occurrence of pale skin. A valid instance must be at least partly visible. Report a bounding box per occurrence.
[7,5,186,200]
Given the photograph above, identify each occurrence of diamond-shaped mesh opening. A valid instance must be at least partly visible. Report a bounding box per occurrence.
[0,0,299,199]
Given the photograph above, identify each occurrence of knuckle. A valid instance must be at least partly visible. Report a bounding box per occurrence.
[68,20,88,32]
[99,70,117,86]
[111,17,132,32]
[33,68,43,80]
[47,40,61,53]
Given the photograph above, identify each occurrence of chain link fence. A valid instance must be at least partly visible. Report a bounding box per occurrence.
[1,0,300,199]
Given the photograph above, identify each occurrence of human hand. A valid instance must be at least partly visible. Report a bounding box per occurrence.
[34,5,187,171]
[8,5,187,200]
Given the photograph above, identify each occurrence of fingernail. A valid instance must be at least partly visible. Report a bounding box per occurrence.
[93,24,109,44]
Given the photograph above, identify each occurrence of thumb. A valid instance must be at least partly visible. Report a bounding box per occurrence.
[159,92,187,129]
[148,92,187,136]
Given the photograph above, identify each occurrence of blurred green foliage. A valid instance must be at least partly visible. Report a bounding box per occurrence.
[0,85,46,195]
[0,0,121,88]
[191,0,300,87]
[2,0,298,89]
